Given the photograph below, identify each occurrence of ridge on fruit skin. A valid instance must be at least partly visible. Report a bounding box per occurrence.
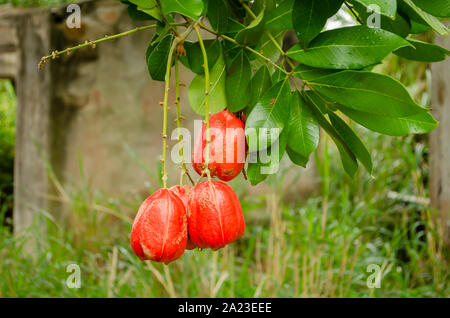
[187,180,245,250]
[130,188,187,264]
[169,185,197,250]
[192,110,247,182]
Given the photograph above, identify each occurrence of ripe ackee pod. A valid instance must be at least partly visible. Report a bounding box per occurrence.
[169,185,197,250]
[187,181,245,250]
[130,188,187,264]
[192,110,247,182]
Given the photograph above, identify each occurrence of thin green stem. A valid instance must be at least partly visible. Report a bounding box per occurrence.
[153,0,181,37]
[240,0,256,19]
[195,24,212,180]
[161,22,196,188]
[239,1,297,71]
[161,43,177,188]
[174,56,194,185]
[198,22,289,76]
[39,24,158,69]
[344,1,364,25]
[39,22,187,69]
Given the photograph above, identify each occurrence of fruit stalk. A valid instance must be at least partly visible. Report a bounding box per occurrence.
[195,24,212,180]
[161,23,195,188]
[174,57,194,185]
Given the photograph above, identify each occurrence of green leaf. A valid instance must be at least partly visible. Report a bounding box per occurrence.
[303,90,334,114]
[245,79,291,153]
[293,64,339,81]
[254,30,286,67]
[350,0,397,18]
[411,0,450,18]
[180,39,221,74]
[160,0,204,19]
[286,148,309,167]
[265,0,294,30]
[287,25,411,69]
[292,0,344,48]
[287,91,319,160]
[226,50,252,112]
[271,68,286,84]
[146,34,174,81]
[328,112,372,173]
[394,39,450,62]
[247,65,272,114]
[308,71,433,117]
[351,2,410,37]
[247,132,287,185]
[206,0,228,33]
[303,92,358,177]
[338,104,438,136]
[126,3,161,21]
[225,18,246,35]
[399,0,448,35]
[188,49,227,115]
[235,8,266,46]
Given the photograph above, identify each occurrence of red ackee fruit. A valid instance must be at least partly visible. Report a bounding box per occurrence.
[187,180,245,250]
[169,185,197,250]
[192,110,247,182]
[130,188,187,264]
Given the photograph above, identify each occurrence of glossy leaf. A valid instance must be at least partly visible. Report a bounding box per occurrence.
[235,9,266,46]
[146,34,174,81]
[328,112,372,173]
[265,0,294,30]
[399,0,448,35]
[412,0,450,18]
[287,91,320,159]
[303,92,358,177]
[180,40,221,74]
[338,104,438,136]
[292,0,344,48]
[207,0,228,33]
[287,25,411,69]
[351,2,410,37]
[286,148,309,167]
[245,80,291,153]
[248,65,272,114]
[188,50,227,115]
[160,0,204,19]
[293,64,339,81]
[226,50,252,112]
[308,71,433,117]
[394,39,450,62]
[350,0,397,18]
[247,132,287,185]
[254,30,286,66]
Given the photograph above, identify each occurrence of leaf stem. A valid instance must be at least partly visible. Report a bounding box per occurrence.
[38,23,186,69]
[161,22,196,188]
[195,23,212,181]
[174,56,194,185]
[198,22,289,76]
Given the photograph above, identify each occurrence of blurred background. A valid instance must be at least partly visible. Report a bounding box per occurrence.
[0,0,449,297]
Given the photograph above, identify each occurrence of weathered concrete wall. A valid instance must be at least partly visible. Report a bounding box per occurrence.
[430,22,450,244]
[1,6,52,232]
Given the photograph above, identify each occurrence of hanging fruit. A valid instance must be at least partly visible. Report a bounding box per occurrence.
[187,180,245,250]
[192,110,247,182]
[130,189,187,264]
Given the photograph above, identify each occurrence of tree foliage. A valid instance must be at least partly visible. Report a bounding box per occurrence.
[120,0,448,185]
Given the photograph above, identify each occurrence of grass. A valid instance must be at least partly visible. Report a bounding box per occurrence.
[0,40,448,298]
[0,123,448,297]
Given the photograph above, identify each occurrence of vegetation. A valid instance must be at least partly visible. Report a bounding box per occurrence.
[0,80,15,228]
[0,0,448,298]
